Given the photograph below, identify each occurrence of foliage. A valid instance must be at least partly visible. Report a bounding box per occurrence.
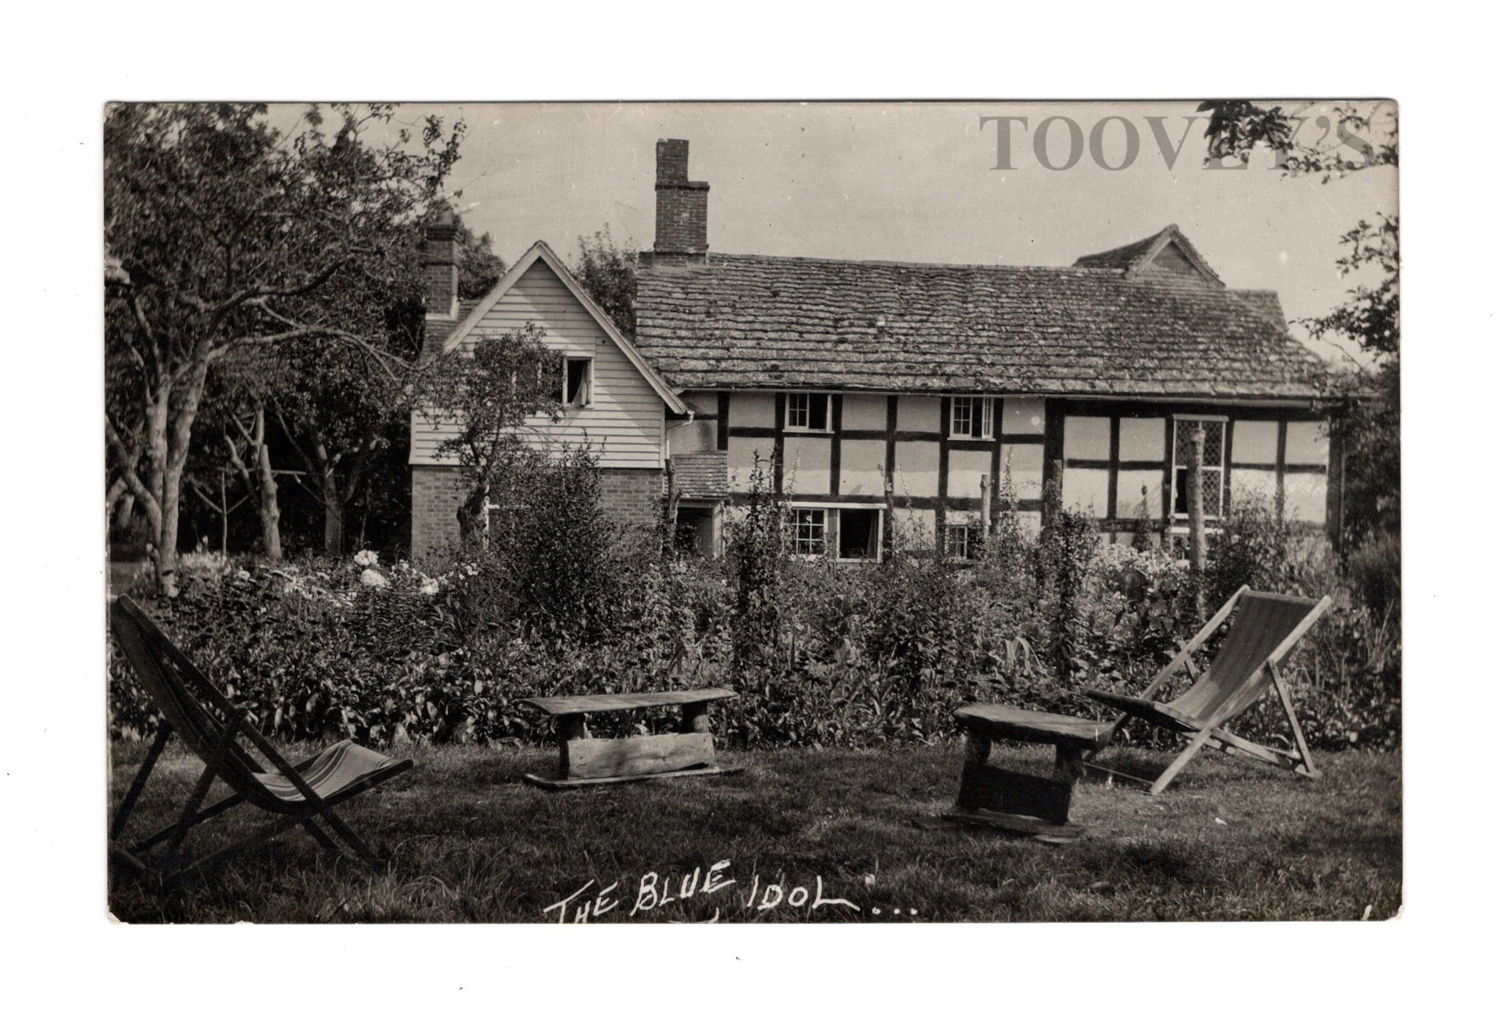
[105,102,465,594]
[1206,491,1331,604]
[724,456,789,675]
[1347,528,1401,619]
[111,514,1400,755]
[1197,101,1397,179]
[454,217,506,300]
[460,448,632,642]
[416,323,563,543]
[1037,467,1100,678]
[572,226,638,336]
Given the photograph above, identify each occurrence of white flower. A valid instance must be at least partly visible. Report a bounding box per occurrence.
[359,568,389,588]
[419,578,440,596]
[235,569,252,581]
[353,549,379,567]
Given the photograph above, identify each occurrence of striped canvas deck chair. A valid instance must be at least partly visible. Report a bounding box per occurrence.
[108,596,414,883]
[1085,586,1331,795]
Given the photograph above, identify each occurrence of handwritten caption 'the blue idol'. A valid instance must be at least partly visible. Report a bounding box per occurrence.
[542,860,889,923]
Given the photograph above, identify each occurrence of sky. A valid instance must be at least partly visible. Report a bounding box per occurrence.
[273,101,1397,362]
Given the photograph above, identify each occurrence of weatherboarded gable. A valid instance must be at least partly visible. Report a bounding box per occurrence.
[411,254,667,471]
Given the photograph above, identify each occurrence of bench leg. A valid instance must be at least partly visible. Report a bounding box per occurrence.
[557,714,589,777]
[1054,744,1085,787]
[680,701,711,735]
[964,729,992,767]
[946,737,1087,841]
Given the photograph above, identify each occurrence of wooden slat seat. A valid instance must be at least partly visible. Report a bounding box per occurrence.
[518,688,737,717]
[954,703,1115,750]
[519,687,742,789]
[1078,692,1202,736]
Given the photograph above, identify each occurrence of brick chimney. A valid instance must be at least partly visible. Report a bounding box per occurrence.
[653,139,709,263]
[422,206,460,318]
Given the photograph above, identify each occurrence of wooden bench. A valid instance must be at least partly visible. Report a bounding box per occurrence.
[518,689,743,789]
[940,704,1116,844]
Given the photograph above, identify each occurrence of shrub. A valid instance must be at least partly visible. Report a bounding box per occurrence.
[461,448,633,642]
[724,456,789,674]
[110,501,1401,755]
[1346,528,1401,619]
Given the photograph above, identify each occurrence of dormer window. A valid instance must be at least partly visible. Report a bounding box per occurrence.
[785,392,831,432]
[950,396,994,439]
[564,357,593,409]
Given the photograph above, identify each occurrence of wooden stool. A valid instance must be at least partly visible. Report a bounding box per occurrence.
[519,689,743,789]
[942,704,1115,843]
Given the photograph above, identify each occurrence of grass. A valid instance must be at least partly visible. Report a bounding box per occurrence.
[107,739,1401,923]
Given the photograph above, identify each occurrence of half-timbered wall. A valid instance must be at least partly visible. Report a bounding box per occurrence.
[684,390,1335,553]
[687,390,1054,551]
[1051,399,1334,543]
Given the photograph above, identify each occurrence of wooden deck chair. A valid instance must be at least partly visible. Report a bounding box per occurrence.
[1084,586,1331,795]
[108,596,414,883]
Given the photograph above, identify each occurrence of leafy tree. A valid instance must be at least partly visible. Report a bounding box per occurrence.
[573,226,638,336]
[197,347,292,558]
[456,218,505,300]
[105,103,463,594]
[1200,101,1399,551]
[416,323,563,545]
[268,209,501,557]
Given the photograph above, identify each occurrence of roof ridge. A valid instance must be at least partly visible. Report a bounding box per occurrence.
[698,251,1129,273]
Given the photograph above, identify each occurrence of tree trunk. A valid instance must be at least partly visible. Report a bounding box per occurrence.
[321,474,345,556]
[225,401,283,562]
[252,407,283,561]
[456,480,488,550]
[219,471,230,555]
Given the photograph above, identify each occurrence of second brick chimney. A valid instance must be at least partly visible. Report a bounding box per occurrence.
[653,139,709,263]
[422,206,460,318]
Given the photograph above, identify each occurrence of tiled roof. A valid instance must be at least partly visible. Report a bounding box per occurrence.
[421,299,483,359]
[1073,224,1223,285]
[634,245,1327,400]
[672,451,728,499]
[1073,232,1166,271]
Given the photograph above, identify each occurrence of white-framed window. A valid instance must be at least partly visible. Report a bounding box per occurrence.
[1171,416,1227,519]
[563,357,594,409]
[785,392,831,432]
[836,508,882,562]
[791,508,827,556]
[943,521,982,561]
[950,396,994,439]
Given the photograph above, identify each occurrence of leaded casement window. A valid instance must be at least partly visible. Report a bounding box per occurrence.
[785,392,831,432]
[1172,416,1227,519]
[949,396,994,439]
[943,521,982,561]
[791,508,827,556]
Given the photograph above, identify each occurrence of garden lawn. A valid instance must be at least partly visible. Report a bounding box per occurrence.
[108,741,1401,923]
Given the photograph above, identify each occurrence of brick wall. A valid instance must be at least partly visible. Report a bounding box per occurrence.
[410,464,665,567]
[411,465,466,566]
[597,467,667,529]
